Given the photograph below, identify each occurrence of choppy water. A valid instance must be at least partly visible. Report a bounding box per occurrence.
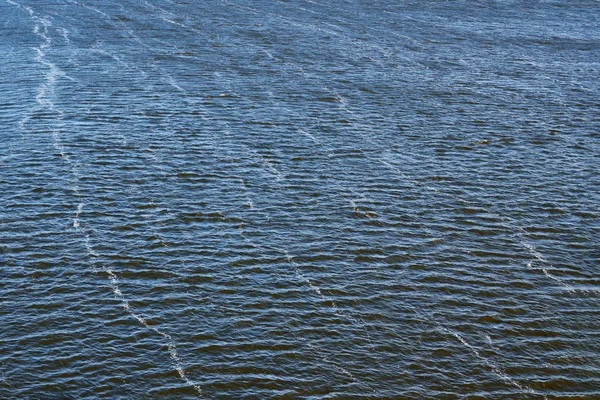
[1,0,599,398]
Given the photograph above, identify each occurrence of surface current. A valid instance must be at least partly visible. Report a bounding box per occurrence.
[1,0,599,398]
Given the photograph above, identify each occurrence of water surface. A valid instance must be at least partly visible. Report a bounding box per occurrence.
[1,0,599,398]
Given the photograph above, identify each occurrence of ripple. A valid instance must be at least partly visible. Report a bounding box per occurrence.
[1,0,599,398]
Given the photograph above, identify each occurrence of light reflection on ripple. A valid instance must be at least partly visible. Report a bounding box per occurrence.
[1,0,599,398]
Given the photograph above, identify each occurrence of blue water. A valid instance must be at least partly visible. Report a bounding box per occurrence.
[1,0,599,398]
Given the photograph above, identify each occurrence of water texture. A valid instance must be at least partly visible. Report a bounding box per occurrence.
[1,0,599,398]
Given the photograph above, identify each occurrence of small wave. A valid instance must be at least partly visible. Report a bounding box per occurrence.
[6,0,204,395]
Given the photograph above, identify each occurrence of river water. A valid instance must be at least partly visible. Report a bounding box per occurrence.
[1,0,599,398]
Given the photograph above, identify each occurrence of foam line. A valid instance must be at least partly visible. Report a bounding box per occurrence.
[233,228,370,386]
[300,335,358,383]
[81,2,210,108]
[378,156,591,294]
[68,0,110,20]
[231,177,374,341]
[6,0,203,395]
[435,325,548,400]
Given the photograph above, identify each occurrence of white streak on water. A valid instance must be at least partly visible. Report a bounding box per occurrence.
[68,0,110,20]
[282,248,373,341]
[300,336,357,382]
[229,178,373,382]
[302,83,582,390]
[379,156,593,294]
[105,268,203,396]
[80,1,207,110]
[436,325,548,400]
[303,81,587,394]
[329,57,587,295]
[6,0,203,396]
[237,178,254,209]
[311,54,589,295]
[91,43,149,80]
[221,0,343,39]
[121,3,394,369]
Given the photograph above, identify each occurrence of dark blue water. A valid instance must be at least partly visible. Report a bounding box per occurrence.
[1,0,599,398]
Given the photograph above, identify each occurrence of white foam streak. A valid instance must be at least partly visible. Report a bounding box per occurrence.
[91,43,149,79]
[437,326,547,399]
[105,269,203,396]
[282,250,371,335]
[234,182,372,340]
[237,178,254,209]
[6,0,203,395]
[221,0,342,38]
[230,180,372,383]
[73,202,83,229]
[69,0,110,19]
[302,338,357,382]
[232,172,371,337]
